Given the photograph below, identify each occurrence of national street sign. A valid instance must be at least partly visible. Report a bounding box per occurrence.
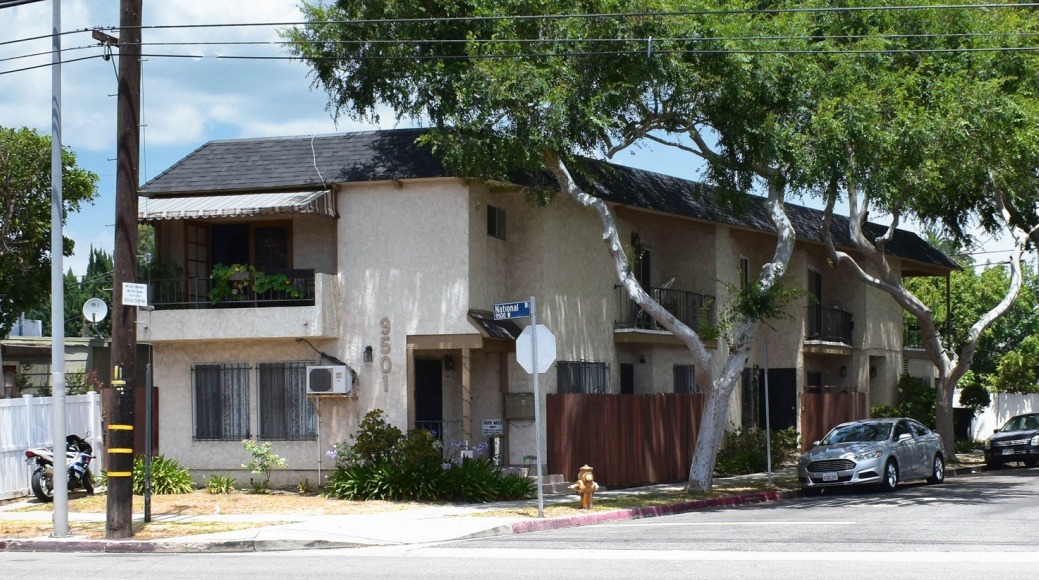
[493,300,530,320]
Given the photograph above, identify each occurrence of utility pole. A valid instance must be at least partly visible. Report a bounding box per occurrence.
[106,0,141,539]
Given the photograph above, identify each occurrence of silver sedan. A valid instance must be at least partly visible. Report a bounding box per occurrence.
[798,418,945,493]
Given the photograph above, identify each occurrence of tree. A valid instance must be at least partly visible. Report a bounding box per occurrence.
[25,246,114,338]
[989,335,1039,394]
[285,1,817,491]
[0,126,98,336]
[774,4,1039,460]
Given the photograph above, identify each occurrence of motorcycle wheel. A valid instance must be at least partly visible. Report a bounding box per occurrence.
[31,470,54,503]
[81,467,94,494]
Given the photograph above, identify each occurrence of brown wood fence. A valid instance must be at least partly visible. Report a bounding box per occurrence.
[547,393,703,488]
[800,387,869,450]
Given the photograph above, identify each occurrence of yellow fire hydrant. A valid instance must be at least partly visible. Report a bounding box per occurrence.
[569,465,599,509]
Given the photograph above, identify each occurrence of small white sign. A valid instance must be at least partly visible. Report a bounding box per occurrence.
[122,282,149,307]
[482,419,504,436]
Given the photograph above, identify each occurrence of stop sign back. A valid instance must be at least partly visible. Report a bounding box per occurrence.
[516,324,556,374]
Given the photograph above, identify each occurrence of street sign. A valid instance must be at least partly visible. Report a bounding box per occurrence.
[122,282,149,307]
[493,300,530,320]
[516,324,557,374]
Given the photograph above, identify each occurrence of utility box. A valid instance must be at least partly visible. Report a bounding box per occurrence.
[505,392,536,419]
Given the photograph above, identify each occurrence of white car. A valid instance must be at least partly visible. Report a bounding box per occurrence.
[798,418,945,494]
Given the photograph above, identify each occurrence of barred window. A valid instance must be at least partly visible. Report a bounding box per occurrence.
[673,364,700,394]
[193,363,250,441]
[557,361,609,394]
[259,361,317,441]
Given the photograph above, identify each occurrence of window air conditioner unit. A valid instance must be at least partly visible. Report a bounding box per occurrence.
[306,365,352,395]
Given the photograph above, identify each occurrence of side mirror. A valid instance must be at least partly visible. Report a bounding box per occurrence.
[898,433,912,442]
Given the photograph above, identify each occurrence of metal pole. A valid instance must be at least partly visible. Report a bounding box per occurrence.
[531,295,544,518]
[143,359,152,522]
[764,336,772,486]
[50,0,69,537]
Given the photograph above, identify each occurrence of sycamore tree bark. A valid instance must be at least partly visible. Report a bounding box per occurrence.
[822,184,1028,461]
[543,150,796,491]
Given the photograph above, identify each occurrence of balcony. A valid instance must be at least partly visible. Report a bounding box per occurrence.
[805,305,853,345]
[903,319,950,350]
[139,271,340,342]
[615,285,717,335]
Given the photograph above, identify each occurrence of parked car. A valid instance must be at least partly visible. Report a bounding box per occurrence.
[799,417,945,494]
[983,413,1039,469]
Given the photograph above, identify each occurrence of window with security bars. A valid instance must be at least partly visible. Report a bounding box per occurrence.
[673,364,700,394]
[193,363,250,441]
[259,361,317,441]
[557,361,609,394]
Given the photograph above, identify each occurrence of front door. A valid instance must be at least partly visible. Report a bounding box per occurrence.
[759,368,798,431]
[414,359,443,436]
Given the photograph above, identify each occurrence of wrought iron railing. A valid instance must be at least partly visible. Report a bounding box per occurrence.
[805,305,853,345]
[903,319,951,349]
[147,269,316,310]
[615,285,717,333]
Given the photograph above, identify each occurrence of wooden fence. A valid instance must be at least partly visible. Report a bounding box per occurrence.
[547,393,703,488]
[800,387,870,450]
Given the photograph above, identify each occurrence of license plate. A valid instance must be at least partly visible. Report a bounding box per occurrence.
[822,472,838,482]
[1003,449,1016,455]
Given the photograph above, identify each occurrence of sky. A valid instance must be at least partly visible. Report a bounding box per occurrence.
[0,1,1019,278]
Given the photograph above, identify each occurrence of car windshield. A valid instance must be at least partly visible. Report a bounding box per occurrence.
[822,422,892,444]
[1002,415,1039,431]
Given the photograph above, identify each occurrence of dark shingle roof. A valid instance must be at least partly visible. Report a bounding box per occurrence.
[140,128,958,272]
[140,128,446,195]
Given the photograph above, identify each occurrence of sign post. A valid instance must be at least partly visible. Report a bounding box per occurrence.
[496,297,557,518]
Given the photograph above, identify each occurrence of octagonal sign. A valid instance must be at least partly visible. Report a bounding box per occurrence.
[516,324,557,374]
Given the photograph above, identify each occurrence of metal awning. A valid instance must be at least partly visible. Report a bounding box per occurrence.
[138,190,336,221]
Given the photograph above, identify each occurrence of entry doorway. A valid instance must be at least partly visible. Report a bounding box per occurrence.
[414,359,443,436]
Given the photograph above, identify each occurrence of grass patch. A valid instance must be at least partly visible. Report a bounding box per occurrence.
[0,519,280,540]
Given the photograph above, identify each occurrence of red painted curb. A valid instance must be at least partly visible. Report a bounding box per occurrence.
[510,490,797,534]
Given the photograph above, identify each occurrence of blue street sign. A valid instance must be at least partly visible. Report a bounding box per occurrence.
[493,300,531,320]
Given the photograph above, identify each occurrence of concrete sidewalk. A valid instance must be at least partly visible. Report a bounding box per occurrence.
[0,463,983,553]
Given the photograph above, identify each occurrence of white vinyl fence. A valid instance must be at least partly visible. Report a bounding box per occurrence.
[958,390,1039,442]
[0,393,103,500]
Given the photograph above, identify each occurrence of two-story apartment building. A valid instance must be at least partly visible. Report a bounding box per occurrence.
[137,128,957,485]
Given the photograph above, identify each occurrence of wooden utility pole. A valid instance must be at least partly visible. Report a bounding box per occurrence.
[106,0,141,539]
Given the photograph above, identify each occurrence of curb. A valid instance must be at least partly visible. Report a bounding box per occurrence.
[0,537,364,554]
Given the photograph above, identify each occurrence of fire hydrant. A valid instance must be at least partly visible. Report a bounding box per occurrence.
[569,465,598,509]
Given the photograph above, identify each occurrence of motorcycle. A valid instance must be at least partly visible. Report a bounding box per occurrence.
[24,434,95,503]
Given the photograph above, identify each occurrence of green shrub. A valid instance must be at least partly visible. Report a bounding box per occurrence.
[871,405,901,418]
[206,474,237,494]
[958,377,991,415]
[955,439,979,454]
[242,439,286,494]
[107,455,194,495]
[713,427,799,478]
[323,408,533,502]
[896,373,936,427]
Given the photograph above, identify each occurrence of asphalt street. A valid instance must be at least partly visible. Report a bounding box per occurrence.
[2,468,1037,579]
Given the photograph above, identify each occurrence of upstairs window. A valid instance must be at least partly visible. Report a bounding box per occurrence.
[673,364,700,394]
[557,361,608,394]
[487,205,506,240]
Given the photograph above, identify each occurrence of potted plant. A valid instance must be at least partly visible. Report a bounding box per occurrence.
[208,263,255,304]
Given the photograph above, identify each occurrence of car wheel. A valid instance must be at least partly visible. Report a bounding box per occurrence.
[880,460,899,492]
[927,454,945,484]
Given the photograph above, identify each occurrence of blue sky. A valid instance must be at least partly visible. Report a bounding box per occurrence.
[1,1,1014,278]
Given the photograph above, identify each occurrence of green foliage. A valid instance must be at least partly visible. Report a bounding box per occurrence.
[955,439,979,454]
[0,126,98,336]
[324,409,533,502]
[206,474,237,494]
[871,405,901,419]
[989,335,1039,394]
[895,373,936,428]
[350,410,405,464]
[106,455,196,495]
[713,427,800,478]
[958,373,991,413]
[241,439,286,493]
[208,263,303,304]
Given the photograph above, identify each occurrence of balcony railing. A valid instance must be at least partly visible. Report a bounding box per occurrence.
[903,319,950,349]
[615,285,717,333]
[806,305,853,345]
[148,269,316,310]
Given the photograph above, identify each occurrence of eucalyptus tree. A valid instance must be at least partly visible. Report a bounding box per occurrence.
[284,1,817,491]
[790,4,1039,459]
